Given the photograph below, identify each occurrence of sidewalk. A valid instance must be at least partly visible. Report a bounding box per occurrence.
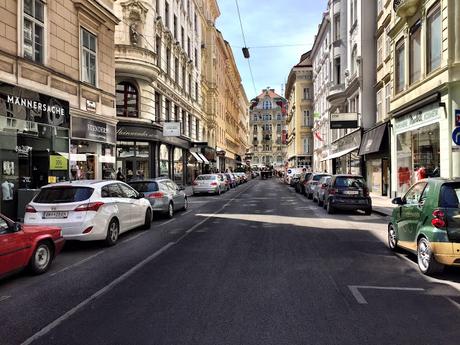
[371,194,396,217]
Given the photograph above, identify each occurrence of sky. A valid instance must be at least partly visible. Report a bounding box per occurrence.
[216,0,328,100]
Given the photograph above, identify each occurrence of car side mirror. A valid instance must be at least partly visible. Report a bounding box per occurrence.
[392,197,404,205]
[137,192,144,199]
[12,222,22,232]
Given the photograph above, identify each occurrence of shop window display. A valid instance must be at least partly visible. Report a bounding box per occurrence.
[396,123,440,195]
[159,144,169,177]
[116,141,150,182]
[173,147,183,185]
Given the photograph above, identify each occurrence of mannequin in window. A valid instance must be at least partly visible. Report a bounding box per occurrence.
[2,181,14,201]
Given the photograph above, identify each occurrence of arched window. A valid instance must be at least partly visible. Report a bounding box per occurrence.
[116,82,139,117]
[263,100,272,109]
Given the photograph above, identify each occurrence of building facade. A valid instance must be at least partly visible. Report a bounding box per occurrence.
[113,0,205,186]
[388,0,460,197]
[0,0,119,220]
[285,52,314,169]
[249,88,288,168]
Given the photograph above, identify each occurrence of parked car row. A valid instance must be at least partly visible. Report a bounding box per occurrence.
[290,172,372,215]
[1,177,189,279]
[192,172,249,195]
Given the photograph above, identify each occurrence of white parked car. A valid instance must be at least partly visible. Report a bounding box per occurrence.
[24,180,152,246]
[192,174,225,195]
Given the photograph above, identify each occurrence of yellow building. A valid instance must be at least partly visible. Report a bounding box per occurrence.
[0,0,119,219]
[388,0,460,196]
[285,52,314,169]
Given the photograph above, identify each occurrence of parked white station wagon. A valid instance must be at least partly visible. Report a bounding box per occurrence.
[24,180,152,246]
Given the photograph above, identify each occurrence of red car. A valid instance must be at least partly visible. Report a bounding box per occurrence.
[0,213,65,278]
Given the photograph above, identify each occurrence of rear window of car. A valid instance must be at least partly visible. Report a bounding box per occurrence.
[34,187,94,204]
[129,182,159,193]
[335,177,366,188]
[440,183,460,208]
[313,174,328,181]
[196,175,215,180]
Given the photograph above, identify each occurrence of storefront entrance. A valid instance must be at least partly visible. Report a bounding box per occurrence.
[116,141,151,181]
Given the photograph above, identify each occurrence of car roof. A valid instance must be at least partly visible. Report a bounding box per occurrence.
[41,180,111,188]
[423,177,460,184]
[334,174,364,178]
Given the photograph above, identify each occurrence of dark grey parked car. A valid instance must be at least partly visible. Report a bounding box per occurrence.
[322,175,371,215]
[129,178,188,218]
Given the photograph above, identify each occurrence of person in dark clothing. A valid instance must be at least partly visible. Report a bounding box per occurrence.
[116,168,125,181]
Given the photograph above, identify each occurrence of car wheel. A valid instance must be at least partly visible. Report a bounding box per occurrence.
[387,224,398,251]
[29,241,53,274]
[364,208,372,215]
[142,209,152,230]
[183,197,188,210]
[105,219,119,246]
[326,200,335,214]
[167,202,174,219]
[417,237,444,275]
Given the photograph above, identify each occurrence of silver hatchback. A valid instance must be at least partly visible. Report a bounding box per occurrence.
[192,174,224,195]
[129,178,187,218]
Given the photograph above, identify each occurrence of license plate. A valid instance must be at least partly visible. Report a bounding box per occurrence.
[343,191,359,195]
[43,211,68,219]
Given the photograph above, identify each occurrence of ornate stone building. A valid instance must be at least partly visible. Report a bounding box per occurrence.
[114,0,205,185]
[0,0,119,220]
[285,51,314,169]
[249,88,288,168]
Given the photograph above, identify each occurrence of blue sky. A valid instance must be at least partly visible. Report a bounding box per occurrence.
[216,0,328,100]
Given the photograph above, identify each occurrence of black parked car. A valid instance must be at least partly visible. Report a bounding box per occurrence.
[322,175,372,215]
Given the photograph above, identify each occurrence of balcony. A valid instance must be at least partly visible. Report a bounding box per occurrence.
[115,44,159,83]
[393,0,420,18]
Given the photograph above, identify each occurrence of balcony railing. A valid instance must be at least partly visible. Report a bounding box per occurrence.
[115,44,159,83]
[393,0,420,18]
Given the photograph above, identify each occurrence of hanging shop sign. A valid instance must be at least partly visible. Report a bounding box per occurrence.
[0,82,70,128]
[330,112,358,129]
[49,155,68,170]
[163,122,181,137]
[72,117,116,144]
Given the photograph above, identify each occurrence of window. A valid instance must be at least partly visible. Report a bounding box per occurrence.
[187,37,191,56]
[118,183,138,199]
[194,13,198,33]
[165,2,170,29]
[116,82,139,117]
[410,22,421,84]
[333,15,340,41]
[195,48,198,68]
[404,183,427,205]
[385,27,391,57]
[263,100,272,109]
[303,110,311,126]
[188,114,192,137]
[181,110,186,135]
[385,83,391,116]
[182,66,186,90]
[81,28,97,86]
[303,138,309,154]
[377,35,383,66]
[188,73,192,95]
[253,125,257,132]
[156,35,162,70]
[174,57,179,83]
[23,0,44,63]
[173,15,177,38]
[166,48,171,76]
[195,119,200,140]
[303,88,310,100]
[334,57,341,84]
[276,124,281,133]
[395,39,405,93]
[427,3,441,73]
[376,89,383,122]
[351,46,358,76]
[181,27,185,48]
[174,104,179,121]
[165,99,170,121]
[195,81,198,101]
[155,92,161,122]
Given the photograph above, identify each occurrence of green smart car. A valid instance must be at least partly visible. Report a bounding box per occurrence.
[388,178,460,275]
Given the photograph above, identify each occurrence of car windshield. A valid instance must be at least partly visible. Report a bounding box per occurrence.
[440,183,460,208]
[34,187,94,203]
[335,177,366,188]
[128,182,159,193]
[196,175,216,180]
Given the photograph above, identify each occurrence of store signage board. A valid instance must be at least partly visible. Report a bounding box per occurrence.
[394,103,439,134]
[330,113,358,129]
[49,155,68,170]
[72,117,116,144]
[163,122,181,137]
[453,127,460,146]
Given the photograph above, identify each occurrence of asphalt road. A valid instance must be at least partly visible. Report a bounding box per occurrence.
[1,178,460,345]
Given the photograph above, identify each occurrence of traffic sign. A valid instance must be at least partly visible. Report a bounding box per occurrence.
[453,127,460,146]
[456,109,460,127]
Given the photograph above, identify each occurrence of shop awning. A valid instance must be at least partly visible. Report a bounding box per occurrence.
[190,151,203,163]
[321,146,359,161]
[359,124,387,156]
[197,153,210,164]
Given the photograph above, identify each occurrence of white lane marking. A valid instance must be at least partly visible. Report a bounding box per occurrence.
[122,232,146,244]
[159,218,175,226]
[0,295,11,302]
[348,285,425,304]
[49,251,104,277]
[21,242,175,345]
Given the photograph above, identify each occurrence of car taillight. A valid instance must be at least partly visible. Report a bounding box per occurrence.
[146,192,165,199]
[192,181,198,186]
[75,202,104,212]
[431,209,446,228]
[210,182,218,186]
[328,188,337,195]
[363,187,369,197]
[25,205,37,213]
